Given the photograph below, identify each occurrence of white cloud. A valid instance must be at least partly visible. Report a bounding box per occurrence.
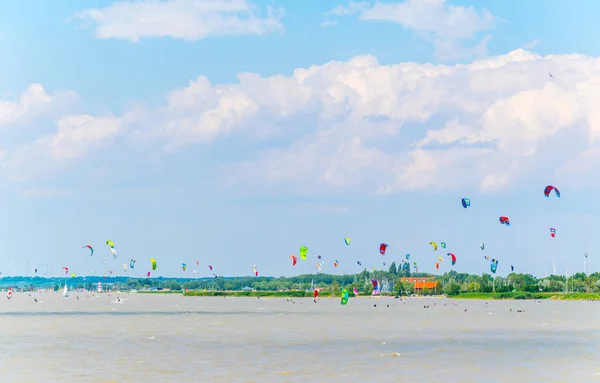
[6,114,121,182]
[76,0,284,42]
[130,48,597,195]
[326,0,497,60]
[5,49,600,197]
[0,84,77,127]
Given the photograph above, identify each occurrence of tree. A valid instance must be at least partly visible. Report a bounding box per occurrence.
[443,283,460,296]
[388,262,397,275]
[331,280,339,295]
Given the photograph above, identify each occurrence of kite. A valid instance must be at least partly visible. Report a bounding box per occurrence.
[182,263,187,271]
[150,258,157,271]
[380,243,388,255]
[462,198,471,208]
[253,265,258,277]
[299,246,308,260]
[372,280,380,295]
[130,259,135,269]
[544,185,560,198]
[341,288,349,305]
[106,240,117,258]
[441,242,447,249]
[290,255,297,266]
[490,259,499,273]
[447,253,457,266]
[344,238,351,245]
[550,228,556,238]
[499,216,510,226]
[82,245,93,257]
[430,241,438,251]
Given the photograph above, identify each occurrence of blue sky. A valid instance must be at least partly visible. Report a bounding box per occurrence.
[0,0,599,278]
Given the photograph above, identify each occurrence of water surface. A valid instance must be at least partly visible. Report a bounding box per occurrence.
[0,292,598,382]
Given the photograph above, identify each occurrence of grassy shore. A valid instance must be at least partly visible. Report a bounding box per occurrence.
[452,292,600,300]
[184,290,320,297]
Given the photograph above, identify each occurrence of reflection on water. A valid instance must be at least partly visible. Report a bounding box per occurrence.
[0,293,598,383]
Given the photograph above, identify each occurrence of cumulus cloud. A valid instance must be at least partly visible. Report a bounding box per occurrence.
[5,114,121,182]
[0,84,77,127]
[126,48,596,194]
[4,49,600,196]
[76,0,284,42]
[326,0,497,60]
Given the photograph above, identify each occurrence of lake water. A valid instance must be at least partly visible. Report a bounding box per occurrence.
[0,292,598,382]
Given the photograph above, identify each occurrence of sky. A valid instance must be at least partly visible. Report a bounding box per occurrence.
[1,0,600,278]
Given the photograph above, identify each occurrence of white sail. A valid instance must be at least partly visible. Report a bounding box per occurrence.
[63,282,68,297]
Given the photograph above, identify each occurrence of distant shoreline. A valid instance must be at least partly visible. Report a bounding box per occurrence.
[178,291,600,300]
[449,292,600,300]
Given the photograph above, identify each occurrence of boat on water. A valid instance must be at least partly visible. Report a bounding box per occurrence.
[62,282,68,298]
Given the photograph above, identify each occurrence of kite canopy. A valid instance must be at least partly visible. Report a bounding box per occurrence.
[544,185,560,198]
[490,259,499,273]
[461,198,471,208]
[447,253,457,266]
[106,240,117,258]
[341,288,349,305]
[149,258,157,271]
[380,243,388,255]
[429,241,438,251]
[82,245,93,257]
[499,216,510,226]
[344,238,351,245]
[299,246,308,260]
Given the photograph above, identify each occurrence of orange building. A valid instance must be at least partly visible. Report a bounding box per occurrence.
[401,277,438,293]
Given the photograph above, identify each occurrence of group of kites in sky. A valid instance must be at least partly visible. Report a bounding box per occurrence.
[38,184,567,306]
[290,185,565,303]
[50,240,220,280]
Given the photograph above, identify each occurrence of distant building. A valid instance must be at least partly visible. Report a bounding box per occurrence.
[401,277,438,293]
[241,286,253,291]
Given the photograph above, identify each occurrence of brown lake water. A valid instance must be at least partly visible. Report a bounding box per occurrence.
[0,292,598,382]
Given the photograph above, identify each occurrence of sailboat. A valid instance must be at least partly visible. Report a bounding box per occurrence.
[62,282,68,298]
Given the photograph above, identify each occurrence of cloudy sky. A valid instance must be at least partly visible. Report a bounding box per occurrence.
[1,0,599,278]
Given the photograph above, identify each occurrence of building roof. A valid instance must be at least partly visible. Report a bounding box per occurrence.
[414,281,438,289]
